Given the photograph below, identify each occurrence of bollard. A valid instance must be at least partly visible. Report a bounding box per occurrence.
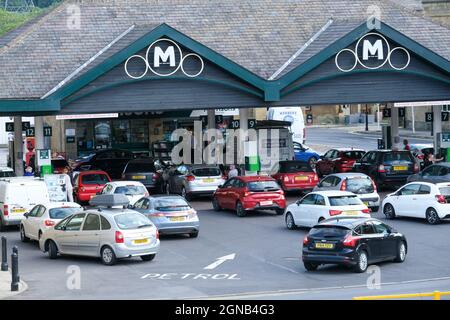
[10,246,19,291]
[1,236,7,271]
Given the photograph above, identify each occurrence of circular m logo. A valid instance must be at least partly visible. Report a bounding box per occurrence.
[125,38,204,79]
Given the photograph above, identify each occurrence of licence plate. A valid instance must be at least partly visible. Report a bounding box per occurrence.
[393,166,408,171]
[202,178,214,183]
[260,200,273,206]
[315,243,334,249]
[170,216,186,222]
[295,176,309,181]
[132,175,146,180]
[132,238,149,245]
[12,208,26,214]
[345,211,359,216]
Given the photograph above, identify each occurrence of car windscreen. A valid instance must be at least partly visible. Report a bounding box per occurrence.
[247,181,280,192]
[345,178,374,194]
[125,162,156,173]
[191,168,221,177]
[309,226,350,238]
[81,174,109,185]
[341,151,365,159]
[279,162,313,173]
[383,152,413,163]
[329,196,363,206]
[154,198,191,211]
[49,207,81,219]
[114,186,146,195]
[114,212,152,230]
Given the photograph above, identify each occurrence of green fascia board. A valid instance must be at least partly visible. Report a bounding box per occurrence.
[0,98,60,114]
[278,19,450,90]
[51,23,266,103]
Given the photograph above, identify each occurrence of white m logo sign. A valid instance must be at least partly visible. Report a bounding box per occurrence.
[363,39,384,60]
[154,46,176,67]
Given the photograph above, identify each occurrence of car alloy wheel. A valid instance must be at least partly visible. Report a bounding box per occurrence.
[383,204,396,219]
[426,208,440,225]
[286,213,296,230]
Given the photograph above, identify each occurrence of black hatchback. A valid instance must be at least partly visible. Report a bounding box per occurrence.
[302,217,407,273]
[353,150,419,189]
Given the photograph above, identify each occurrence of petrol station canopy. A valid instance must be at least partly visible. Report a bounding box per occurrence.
[1,0,450,115]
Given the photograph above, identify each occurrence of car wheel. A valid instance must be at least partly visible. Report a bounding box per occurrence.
[101,246,117,266]
[189,231,199,238]
[304,262,318,271]
[426,208,441,225]
[275,208,285,215]
[309,157,318,169]
[141,254,156,262]
[236,201,247,217]
[285,213,297,230]
[383,203,396,219]
[48,240,58,259]
[212,197,221,211]
[354,250,368,273]
[394,241,407,263]
[20,225,30,243]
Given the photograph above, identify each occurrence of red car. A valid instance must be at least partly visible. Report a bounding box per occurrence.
[271,160,319,193]
[73,170,112,203]
[212,176,286,217]
[316,149,366,177]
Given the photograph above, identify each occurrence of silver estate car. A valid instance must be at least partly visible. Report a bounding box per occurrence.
[132,195,200,237]
[313,173,381,212]
[39,195,160,265]
[164,165,225,200]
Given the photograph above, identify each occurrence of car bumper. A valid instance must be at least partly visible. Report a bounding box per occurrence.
[112,240,160,259]
[302,249,358,266]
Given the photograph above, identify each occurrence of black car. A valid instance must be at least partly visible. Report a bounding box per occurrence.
[352,150,419,189]
[73,149,135,179]
[121,158,164,192]
[302,217,407,273]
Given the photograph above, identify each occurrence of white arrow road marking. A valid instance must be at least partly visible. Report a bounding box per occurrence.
[204,253,236,270]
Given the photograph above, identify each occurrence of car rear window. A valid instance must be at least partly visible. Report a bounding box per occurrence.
[309,226,350,238]
[154,198,191,211]
[345,177,374,194]
[279,162,313,173]
[49,207,81,219]
[114,212,152,230]
[329,196,363,206]
[247,181,280,191]
[341,151,365,159]
[383,152,413,163]
[125,162,156,173]
[115,186,146,195]
[192,168,221,177]
[82,174,109,185]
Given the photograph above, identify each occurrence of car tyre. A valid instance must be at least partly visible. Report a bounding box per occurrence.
[236,201,247,217]
[141,254,156,262]
[304,262,318,271]
[285,212,297,230]
[20,225,30,243]
[426,208,441,225]
[48,240,58,259]
[189,231,199,238]
[354,250,368,273]
[394,241,407,263]
[101,246,117,266]
[212,197,221,211]
[383,203,396,219]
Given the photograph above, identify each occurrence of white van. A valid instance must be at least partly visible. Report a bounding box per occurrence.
[267,107,305,144]
[0,178,50,230]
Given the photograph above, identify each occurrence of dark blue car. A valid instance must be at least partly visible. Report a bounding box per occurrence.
[293,142,320,168]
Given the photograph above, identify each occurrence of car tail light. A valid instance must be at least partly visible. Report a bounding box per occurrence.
[44,220,55,227]
[115,231,124,244]
[378,165,386,173]
[343,234,359,247]
[3,205,8,216]
[329,210,343,216]
[361,208,371,214]
[414,163,420,173]
[186,175,196,182]
[436,195,447,204]
[303,235,309,245]
[340,179,347,191]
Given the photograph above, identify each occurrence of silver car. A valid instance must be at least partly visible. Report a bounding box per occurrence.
[132,195,200,237]
[39,195,160,265]
[313,173,381,212]
[164,165,225,200]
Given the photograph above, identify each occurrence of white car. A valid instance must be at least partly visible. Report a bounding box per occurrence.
[101,181,149,206]
[20,202,83,242]
[382,182,450,225]
[285,191,371,229]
